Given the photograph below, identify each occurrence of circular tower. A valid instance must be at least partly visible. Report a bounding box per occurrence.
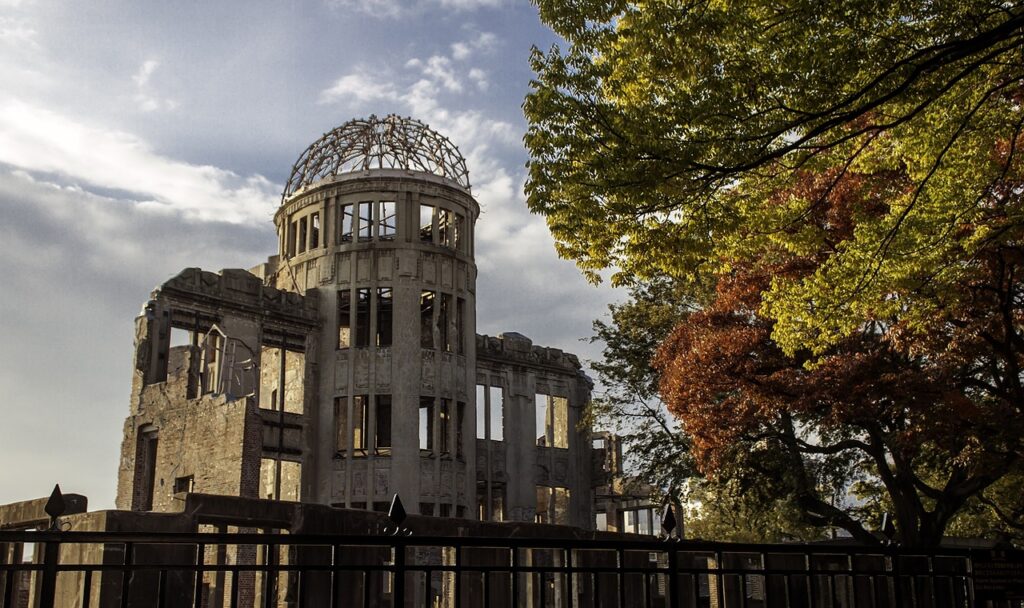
[273,115,478,517]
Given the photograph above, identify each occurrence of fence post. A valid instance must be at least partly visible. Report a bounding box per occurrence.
[37,484,67,608]
[393,540,405,608]
[37,540,59,608]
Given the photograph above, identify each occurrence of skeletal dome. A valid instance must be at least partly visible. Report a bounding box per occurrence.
[282,115,471,200]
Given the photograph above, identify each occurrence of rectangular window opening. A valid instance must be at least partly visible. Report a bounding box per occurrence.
[379,201,396,239]
[475,385,486,440]
[298,216,308,254]
[376,395,392,455]
[337,290,351,349]
[489,386,504,441]
[420,291,435,349]
[334,397,348,453]
[438,208,452,247]
[419,204,434,242]
[340,204,354,241]
[358,201,373,240]
[456,298,465,355]
[438,293,451,352]
[310,212,320,249]
[456,401,465,458]
[352,395,368,453]
[173,475,194,494]
[535,394,548,446]
[419,397,434,452]
[287,221,297,257]
[377,288,393,347]
[455,213,465,252]
[355,288,371,347]
[439,398,451,456]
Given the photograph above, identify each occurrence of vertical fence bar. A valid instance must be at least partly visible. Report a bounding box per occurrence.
[193,543,205,608]
[38,539,59,608]
[81,569,93,608]
[119,542,134,608]
[617,548,626,608]
[454,545,462,608]
[157,569,167,608]
[262,542,278,608]
[667,548,678,608]
[512,546,520,608]
[329,544,340,608]
[393,542,405,608]
[230,569,240,608]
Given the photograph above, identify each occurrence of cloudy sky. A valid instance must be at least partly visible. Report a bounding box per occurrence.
[0,0,621,508]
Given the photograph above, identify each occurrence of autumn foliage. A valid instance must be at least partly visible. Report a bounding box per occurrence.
[654,165,1024,547]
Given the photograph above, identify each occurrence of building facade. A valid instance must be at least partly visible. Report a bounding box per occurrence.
[115,115,595,528]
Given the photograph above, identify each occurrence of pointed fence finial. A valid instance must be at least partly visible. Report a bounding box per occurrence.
[44,484,66,531]
[661,503,677,538]
[388,494,407,528]
[880,513,896,545]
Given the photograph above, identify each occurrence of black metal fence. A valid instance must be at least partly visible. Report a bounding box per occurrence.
[0,529,1019,608]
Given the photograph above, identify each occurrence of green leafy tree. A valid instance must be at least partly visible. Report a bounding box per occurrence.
[525,0,1024,354]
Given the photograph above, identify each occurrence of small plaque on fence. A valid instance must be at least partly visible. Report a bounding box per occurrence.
[973,550,1024,601]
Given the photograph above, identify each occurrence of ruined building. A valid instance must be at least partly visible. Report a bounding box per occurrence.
[115,115,595,528]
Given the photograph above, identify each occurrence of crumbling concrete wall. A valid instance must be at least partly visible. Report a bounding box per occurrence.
[116,268,319,513]
[476,332,594,529]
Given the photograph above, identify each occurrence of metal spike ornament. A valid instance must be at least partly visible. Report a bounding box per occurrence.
[44,484,66,531]
[387,494,412,536]
[661,503,677,539]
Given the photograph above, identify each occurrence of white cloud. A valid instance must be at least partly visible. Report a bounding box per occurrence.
[468,68,488,91]
[451,31,498,60]
[318,71,399,105]
[131,59,177,113]
[0,15,35,45]
[438,0,503,10]
[407,55,462,92]
[132,59,159,87]
[0,100,278,223]
[324,0,501,18]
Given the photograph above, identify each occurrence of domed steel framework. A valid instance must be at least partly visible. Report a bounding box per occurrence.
[283,115,471,200]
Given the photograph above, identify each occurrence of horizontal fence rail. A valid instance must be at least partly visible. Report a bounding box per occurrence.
[0,529,1019,608]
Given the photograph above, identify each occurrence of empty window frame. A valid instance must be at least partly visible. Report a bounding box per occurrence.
[298,216,308,254]
[620,507,661,535]
[337,290,352,349]
[420,291,435,349]
[454,213,465,252]
[535,393,569,448]
[352,395,368,452]
[310,212,320,249]
[475,385,486,440]
[173,475,194,494]
[420,204,434,242]
[438,293,452,352]
[489,386,504,441]
[477,384,504,441]
[438,208,452,247]
[287,221,297,257]
[379,201,396,239]
[340,204,354,241]
[377,288,392,347]
[535,486,571,525]
[456,298,466,354]
[376,395,392,455]
[334,397,348,452]
[419,397,434,451]
[439,398,451,455]
[456,401,465,458]
[358,202,373,240]
[355,288,371,347]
